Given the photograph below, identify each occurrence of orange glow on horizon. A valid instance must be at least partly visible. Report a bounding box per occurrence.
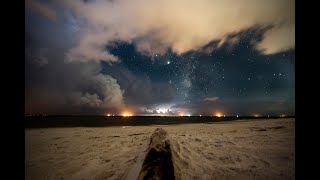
[215,112,223,117]
[122,112,133,117]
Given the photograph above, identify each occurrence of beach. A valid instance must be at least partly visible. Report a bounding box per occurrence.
[25,118,294,180]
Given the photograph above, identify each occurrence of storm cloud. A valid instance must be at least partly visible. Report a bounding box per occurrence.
[25,47,124,114]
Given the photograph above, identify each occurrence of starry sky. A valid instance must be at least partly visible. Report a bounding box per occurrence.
[25,0,295,116]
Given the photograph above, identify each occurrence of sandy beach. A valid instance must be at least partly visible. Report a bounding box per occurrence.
[25,118,294,180]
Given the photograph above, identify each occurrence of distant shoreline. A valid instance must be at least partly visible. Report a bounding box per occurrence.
[25,116,295,129]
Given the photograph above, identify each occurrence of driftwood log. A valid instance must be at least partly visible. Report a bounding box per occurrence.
[138,128,175,180]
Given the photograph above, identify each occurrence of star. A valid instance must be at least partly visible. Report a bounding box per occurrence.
[167,61,170,64]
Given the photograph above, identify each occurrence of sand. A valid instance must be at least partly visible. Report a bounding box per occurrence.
[25,118,294,180]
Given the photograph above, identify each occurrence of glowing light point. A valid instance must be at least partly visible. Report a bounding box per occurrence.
[167,61,170,64]
[215,112,222,117]
[237,115,239,118]
[122,112,132,117]
[200,115,202,117]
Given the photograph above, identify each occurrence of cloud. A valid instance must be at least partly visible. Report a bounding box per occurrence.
[25,0,57,22]
[204,97,219,102]
[25,47,125,114]
[54,0,294,62]
[69,74,124,110]
[138,105,176,115]
[256,24,295,55]
[65,38,119,63]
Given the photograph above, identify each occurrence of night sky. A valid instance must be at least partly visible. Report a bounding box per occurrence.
[25,0,295,116]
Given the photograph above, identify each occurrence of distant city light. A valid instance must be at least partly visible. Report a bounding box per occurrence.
[187,114,191,117]
[122,113,132,117]
[107,114,111,116]
[253,114,260,117]
[215,112,222,117]
[200,115,202,117]
[237,115,239,118]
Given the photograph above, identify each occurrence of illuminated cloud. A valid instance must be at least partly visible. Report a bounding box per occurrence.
[256,24,295,55]
[204,97,219,102]
[53,0,295,62]
[69,74,124,110]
